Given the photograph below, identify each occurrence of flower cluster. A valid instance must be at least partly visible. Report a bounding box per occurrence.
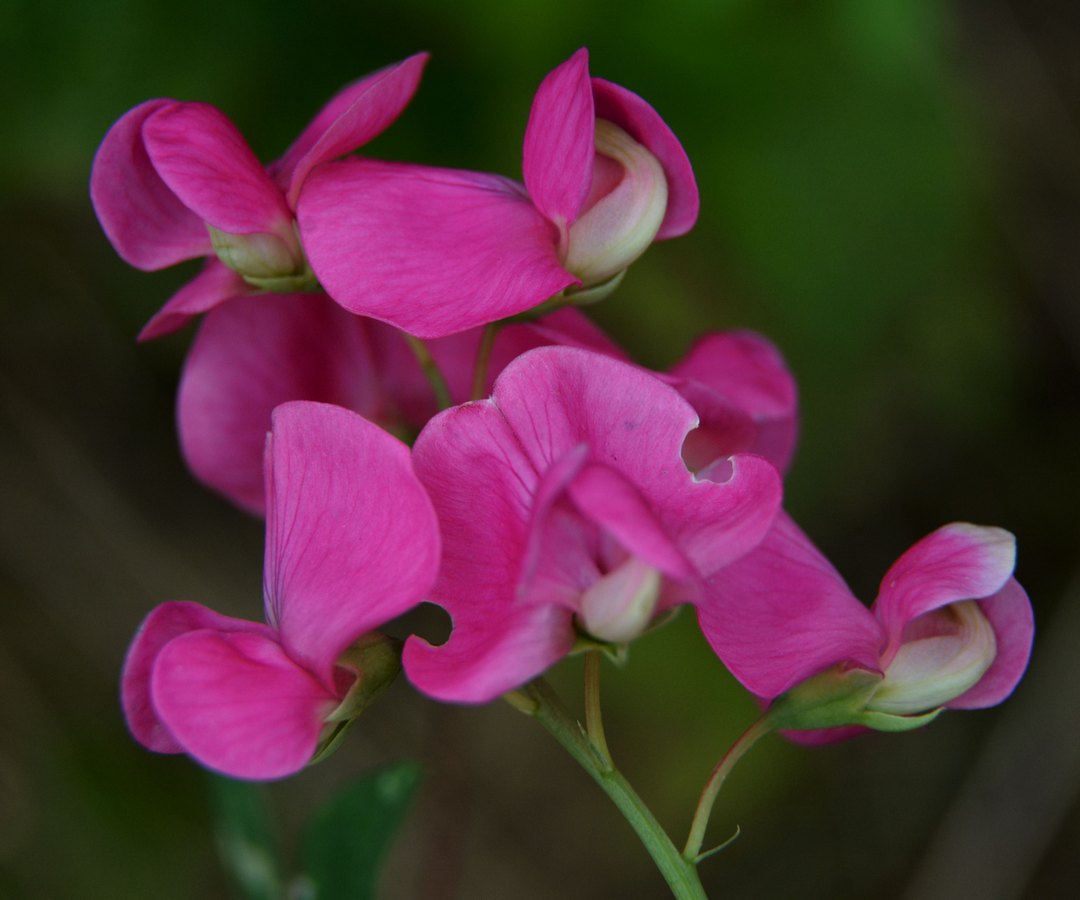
[96,49,1033,781]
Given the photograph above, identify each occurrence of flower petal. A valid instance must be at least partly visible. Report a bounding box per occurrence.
[137,259,248,341]
[152,629,337,779]
[121,601,275,753]
[403,603,575,704]
[591,77,699,239]
[522,47,595,233]
[279,52,429,207]
[874,523,1018,651]
[666,331,798,472]
[90,99,213,270]
[263,402,440,686]
[413,399,537,613]
[177,293,380,515]
[490,347,782,577]
[143,102,291,235]
[948,578,1034,709]
[697,513,884,700]
[298,159,576,337]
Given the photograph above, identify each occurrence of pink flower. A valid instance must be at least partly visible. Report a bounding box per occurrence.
[90,54,428,340]
[697,514,1034,736]
[297,48,698,337]
[177,294,624,515]
[121,402,440,779]
[401,347,782,703]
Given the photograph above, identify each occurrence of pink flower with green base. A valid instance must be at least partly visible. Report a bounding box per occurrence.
[698,514,1034,737]
[121,402,440,779]
[298,48,698,337]
[90,54,428,339]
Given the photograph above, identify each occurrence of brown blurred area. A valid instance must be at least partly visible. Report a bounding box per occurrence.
[1,1,1078,897]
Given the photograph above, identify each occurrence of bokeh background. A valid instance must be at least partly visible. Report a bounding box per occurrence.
[2,0,1079,897]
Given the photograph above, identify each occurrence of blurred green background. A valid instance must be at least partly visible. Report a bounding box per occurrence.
[2,0,1079,897]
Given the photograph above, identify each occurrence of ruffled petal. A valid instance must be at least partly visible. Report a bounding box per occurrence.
[142,102,291,235]
[121,601,276,753]
[177,294,379,515]
[666,331,798,472]
[263,402,439,686]
[403,602,575,704]
[298,159,576,337]
[591,77,699,239]
[697,513,885,700]
[873,523,1018,650]
[948,578,1034,709]
[490,347,782,576]
[90,99,213,270]
[522,47,595,233]
[151,629,337,780]
[137,259,248,341]
[280,53,429,207]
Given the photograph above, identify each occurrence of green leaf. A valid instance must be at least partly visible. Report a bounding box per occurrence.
[207,774,282,900]
[297,762,423,900]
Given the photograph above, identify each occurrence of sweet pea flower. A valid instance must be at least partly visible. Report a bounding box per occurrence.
[90,54,427,340]
[298,48,698,337]
[698,514,1034,737]
[402,347,782,703]
[177,294,624,515]
[121,401,440,779]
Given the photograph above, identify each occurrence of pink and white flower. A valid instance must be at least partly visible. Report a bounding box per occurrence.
[91,54,427,339]
[402,347,782,703]
[298,48,698,337]
[698,514,1034,736]
[121,402,440,779]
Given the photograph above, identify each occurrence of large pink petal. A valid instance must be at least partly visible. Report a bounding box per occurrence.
[90,100,213,270]
[873,523,1018,652]
[152,629,336,780]
[121,601,275,753]
[413,400,537,612]
[177,294,380,515]
[279,53,429,207]
[137,260,248,341]
[298,159,576,337]
[263,402,439,686]
[403,603,575,704]
[948,578,1034,709]
[490,347,782,577]
[592,77,699,239]
[522,48,595,233]
[697,513,885,700]
[143,102,291,235]
[666,331,798,472]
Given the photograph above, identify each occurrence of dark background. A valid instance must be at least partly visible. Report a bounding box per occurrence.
[2,1,1078,897]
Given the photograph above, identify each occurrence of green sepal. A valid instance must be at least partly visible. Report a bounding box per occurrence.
[241,268,319,294]
[309,633,403,767]
[768,665,946,734]
[854,707,944,732]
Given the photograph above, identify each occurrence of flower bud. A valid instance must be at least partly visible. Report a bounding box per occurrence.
[208,223,316,292]
[563,119,668,286]
[869,600,996,715]
[579,556,661,645]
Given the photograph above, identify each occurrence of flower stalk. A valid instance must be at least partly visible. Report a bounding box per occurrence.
[510,679,708,900]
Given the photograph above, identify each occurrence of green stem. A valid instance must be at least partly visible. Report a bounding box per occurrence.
[683,716,773,862]
[403,333,454,411]
[583,651,613,767]
[510,680,708,900]
[470,322,501,400]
